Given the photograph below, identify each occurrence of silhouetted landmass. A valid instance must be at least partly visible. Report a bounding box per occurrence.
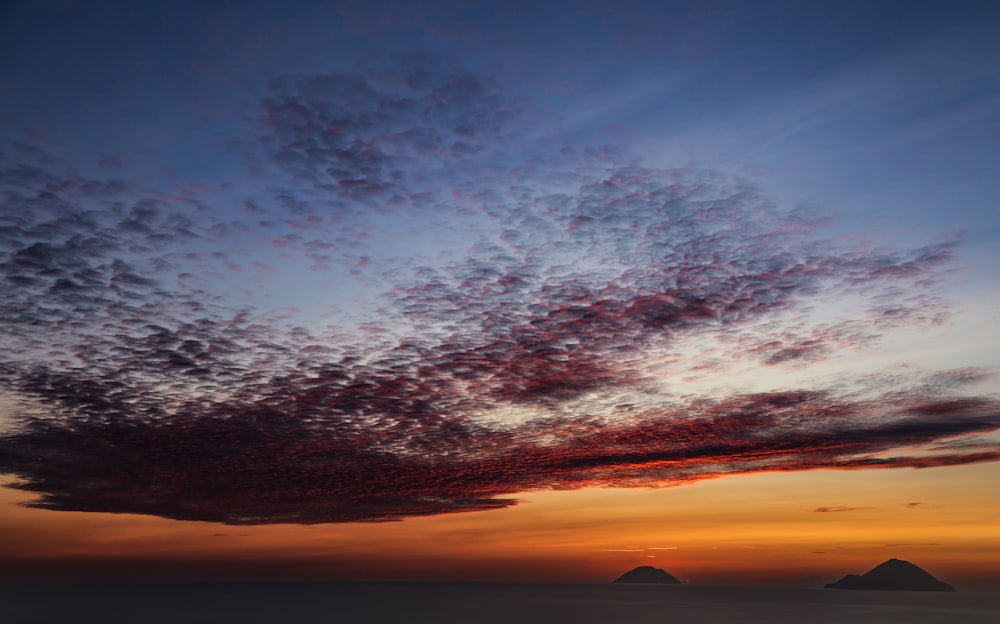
[613,565,681,584]
[825,558,954,592]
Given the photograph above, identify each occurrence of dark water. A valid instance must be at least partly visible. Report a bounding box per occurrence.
[2,582,998,623]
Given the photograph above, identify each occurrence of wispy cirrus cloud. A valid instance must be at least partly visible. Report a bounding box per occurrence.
[1,60,998,525]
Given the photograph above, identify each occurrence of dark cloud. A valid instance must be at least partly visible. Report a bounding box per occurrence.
[813,506,874,513]
[0,378,997,524]
[1,62,998,524]
[256,56,516,215]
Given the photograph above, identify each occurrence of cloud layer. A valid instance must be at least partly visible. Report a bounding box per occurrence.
[1,61,998,524]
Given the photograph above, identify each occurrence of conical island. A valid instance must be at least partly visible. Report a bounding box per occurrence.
[825,558,954,592]
[613,565,681,584]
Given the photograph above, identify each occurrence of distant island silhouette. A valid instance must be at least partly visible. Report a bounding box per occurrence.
[825,558,954,592]
[613,566,681,584]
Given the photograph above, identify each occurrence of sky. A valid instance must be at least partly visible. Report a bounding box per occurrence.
[1,0,999,588]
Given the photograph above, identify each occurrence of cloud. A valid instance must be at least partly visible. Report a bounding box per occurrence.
[1,61,999,525]
[256,55,516,210]
[813,506,874,513]
[1,374,997,524]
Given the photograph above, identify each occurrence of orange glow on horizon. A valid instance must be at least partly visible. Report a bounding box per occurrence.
[2,462,999,588]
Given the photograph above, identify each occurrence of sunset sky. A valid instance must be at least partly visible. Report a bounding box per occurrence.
[1,0,999,588]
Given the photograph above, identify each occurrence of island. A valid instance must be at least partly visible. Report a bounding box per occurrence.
[613,565,681,584]
[825,558,954,592]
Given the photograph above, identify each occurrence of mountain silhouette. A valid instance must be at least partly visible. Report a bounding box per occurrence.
[825,558,954,592]
[613,565,681,584]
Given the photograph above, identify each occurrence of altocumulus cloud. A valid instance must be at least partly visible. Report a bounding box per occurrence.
[1,60,999,524]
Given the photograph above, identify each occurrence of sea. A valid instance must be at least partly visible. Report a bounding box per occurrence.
[2,582,999,623]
